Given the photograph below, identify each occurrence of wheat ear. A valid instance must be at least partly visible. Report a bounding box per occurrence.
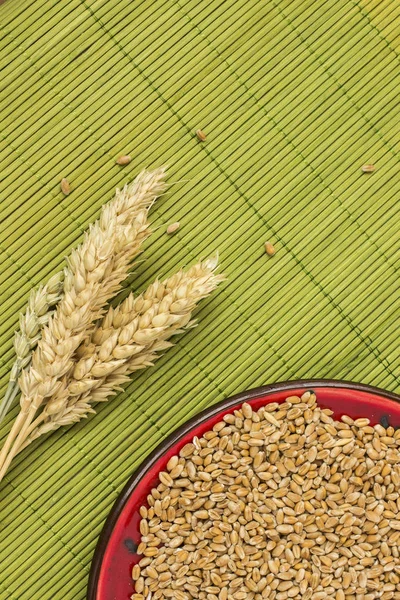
[0,272,64,424]
[19,257,223,448]
[0,168,167,478]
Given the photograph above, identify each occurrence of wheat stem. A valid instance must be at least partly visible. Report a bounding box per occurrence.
[0,409,29,474]
[0,406,37,482]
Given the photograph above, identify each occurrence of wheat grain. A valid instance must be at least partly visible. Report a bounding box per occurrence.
[167,222,180,234]
[264,241,276,256]
[0,168,167,479]
[116,155,132,165]
[22,257,223,445]
[196,129,207,141]
[60,178,71,195]
[361,164,375,173]
[132,392,400,600]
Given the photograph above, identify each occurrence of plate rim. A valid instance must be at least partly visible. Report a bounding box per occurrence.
[87,378,400,600]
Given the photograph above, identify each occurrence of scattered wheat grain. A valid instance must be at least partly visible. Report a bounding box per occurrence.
[167,222,180,234]
[60,178,71,195]
[265,241,276,256]
[117,155,132,165]
[196,129,207,141]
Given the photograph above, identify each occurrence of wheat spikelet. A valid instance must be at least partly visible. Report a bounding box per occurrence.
[0,272,64,423]
[21,257,223,446]
[0,168,167,478]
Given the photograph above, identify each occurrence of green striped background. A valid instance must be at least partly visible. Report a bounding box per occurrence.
[0,0,399,597]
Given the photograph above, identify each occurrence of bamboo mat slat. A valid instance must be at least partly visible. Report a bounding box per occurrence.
[0,0,399,598]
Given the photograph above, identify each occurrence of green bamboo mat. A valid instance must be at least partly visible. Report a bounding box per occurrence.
[0,0,399,597]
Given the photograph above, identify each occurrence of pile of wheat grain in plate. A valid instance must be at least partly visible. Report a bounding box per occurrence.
[131,391,400,600]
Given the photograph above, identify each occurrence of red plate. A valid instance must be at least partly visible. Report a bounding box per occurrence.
[87,380,400,600]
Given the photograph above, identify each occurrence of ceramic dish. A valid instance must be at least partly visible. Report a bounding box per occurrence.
[87,379,400,600]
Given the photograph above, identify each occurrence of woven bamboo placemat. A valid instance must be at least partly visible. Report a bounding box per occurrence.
[0,0,399,598]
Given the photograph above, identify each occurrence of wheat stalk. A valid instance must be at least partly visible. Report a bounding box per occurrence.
[0,168,167,478]
[0,272,64,424]
[18,257,223,449]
